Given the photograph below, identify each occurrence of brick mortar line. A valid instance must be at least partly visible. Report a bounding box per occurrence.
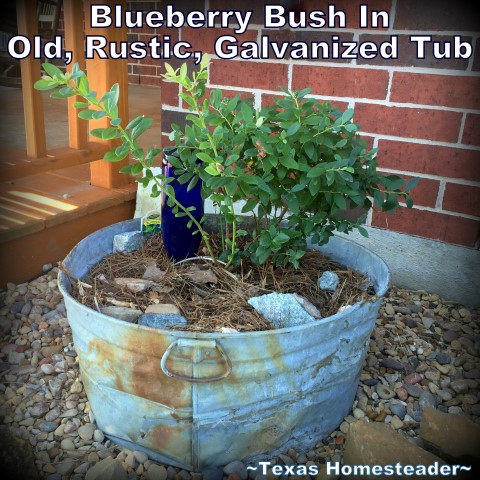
[358,132,480,150]
[377,168,480,187]
[172,83,480,114]
[397,203,480,221]
[436,181,447,210]
[204,54,480,76]
[128,52,480,77]
[388,0,398,33]
[458,112,468,145]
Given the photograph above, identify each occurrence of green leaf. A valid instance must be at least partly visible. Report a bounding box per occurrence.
[42,62,64,80]
[90,128,106,139]
[404,176,419,192]
[73,101,90,108]
[286,122,301,137]
[340,108,354,124]
[106,83,119,111]
[306,163,328,178]
[131,162,144,176]
[101,127,121,140]
[104,149,123,162]
[110,118,122,126]
[126,115,145,130]
[373,190,384,207]
[205,165,219,176]
[357,226,369,238]
[334,194,347,210]
[34,79,56,90]
[241,197,258,213]
[304,142,315,159]
[50,89,76,99]
[119,164,133,174]
[279,156,299,169]
[131,117,153,140]
[78,109,97,120]
[197,152,214,163]
[291,183,305,193]
[78,75,89,96]
[92,110,107,120]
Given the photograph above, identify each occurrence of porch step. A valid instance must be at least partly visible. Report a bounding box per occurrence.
[0,164,137,286]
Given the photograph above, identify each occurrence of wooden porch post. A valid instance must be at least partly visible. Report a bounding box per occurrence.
[85,0,129,188]
[17,0,47,158]
[63,0,88,149]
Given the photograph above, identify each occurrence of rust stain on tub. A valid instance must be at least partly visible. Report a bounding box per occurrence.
[83,338,127,393]
[127,329,191,409]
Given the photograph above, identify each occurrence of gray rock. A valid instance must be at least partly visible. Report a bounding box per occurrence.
[450,379,477,394]
[29,404,48,418]
[419,391,438,411]
[10,301,25,315]
[248,293,319,328]
[202,467,223,480]
[48,376,66,398]
[422,317,434,330]
[224,460,248,480]
[464,369,480,379]
[145,304,181,315]
[442,330,458,343]
[38,421,58,433]
[0,316,12,335]
[292,294,322,319]
[139,313,188,329]
[318,271,340,291]
[407,304,423,313]
[381,358,405,371]
[113,231,145,253]
[101,306,142,323]
[435,352,451,365]
[85,458,128,480]
[390,402,407,420]
[404,383,424,398]
[147,464,168,480]
[376,384,395,400]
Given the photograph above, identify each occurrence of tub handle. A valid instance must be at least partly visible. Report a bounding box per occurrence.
[160,339,232,383]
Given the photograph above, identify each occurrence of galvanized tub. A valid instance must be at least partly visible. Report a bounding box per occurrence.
[58,219,389,471]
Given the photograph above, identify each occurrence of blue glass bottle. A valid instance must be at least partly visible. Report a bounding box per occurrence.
[161,151,204,261]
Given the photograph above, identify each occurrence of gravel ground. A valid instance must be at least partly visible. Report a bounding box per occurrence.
[0,265,479,479]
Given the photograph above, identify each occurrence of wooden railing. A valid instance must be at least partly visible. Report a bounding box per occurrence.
[13,0,129,188]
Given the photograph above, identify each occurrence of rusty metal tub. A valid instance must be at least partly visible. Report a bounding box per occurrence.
[58,219,389,471]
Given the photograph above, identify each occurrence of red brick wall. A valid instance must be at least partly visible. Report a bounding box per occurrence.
[123,0,479,248]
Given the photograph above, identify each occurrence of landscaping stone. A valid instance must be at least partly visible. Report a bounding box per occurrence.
[420,407,480,461]
[113,231,145,253]
[0,426,39,480]
[318,271,340,291]
[145,303,181,315]
[248,293,319,328]
[85,457,128,480]
[139,313,188,328]
[101,306,142,323]
[224,460,248,480]
[343,422,445,471]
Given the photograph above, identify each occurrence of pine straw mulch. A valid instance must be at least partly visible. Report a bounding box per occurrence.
[66,234,376,333]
